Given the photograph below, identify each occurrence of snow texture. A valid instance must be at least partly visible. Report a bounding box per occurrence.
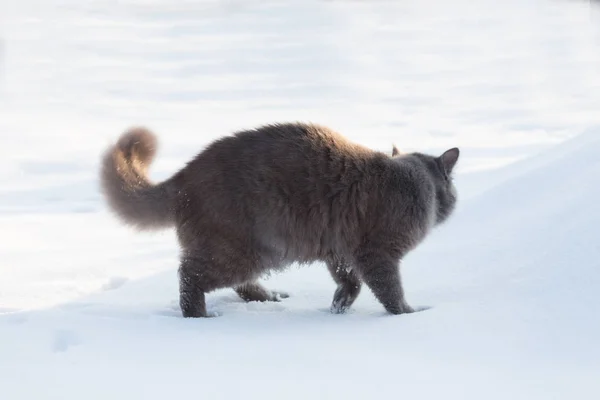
[1,1,600,399]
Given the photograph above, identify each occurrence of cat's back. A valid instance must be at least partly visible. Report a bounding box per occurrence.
[230,122,368,160]
[189,122,372,179]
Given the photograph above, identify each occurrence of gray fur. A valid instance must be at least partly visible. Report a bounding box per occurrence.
[100,122,459,318]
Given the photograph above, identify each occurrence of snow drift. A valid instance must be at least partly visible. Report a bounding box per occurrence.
[2,128,599,400]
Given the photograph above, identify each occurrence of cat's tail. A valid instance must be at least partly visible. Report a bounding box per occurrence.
[100,127,177,231]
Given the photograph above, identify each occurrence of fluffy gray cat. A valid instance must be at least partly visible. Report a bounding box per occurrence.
[101,122,459,318]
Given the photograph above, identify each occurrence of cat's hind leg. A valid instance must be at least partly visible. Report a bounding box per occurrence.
[178,246,268,317]
[178,255,211,318]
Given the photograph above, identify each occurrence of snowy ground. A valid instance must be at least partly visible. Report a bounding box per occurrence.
[1,1,600,399]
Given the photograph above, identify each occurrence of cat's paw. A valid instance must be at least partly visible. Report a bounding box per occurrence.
[206,310,222,318]
[270,291,290,301]
[330,283,360,314]
[388,302,418,315]
[413,305,431,312]
[398,304,431,314]
[399,303,415,314]
[330,300,350,314]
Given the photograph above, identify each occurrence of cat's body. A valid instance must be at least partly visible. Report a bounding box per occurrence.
[101,122,459,317]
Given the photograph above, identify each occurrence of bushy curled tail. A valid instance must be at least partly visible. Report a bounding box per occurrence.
[100,127,176,230]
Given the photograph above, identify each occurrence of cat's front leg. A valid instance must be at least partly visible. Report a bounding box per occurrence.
[354,250,414,315]
[326,257,362,314]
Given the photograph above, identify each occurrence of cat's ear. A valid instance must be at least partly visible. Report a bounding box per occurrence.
[392,145,400,157]
[440,148,460,174]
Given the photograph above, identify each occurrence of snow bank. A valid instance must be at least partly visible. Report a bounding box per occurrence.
[2,129,599,400]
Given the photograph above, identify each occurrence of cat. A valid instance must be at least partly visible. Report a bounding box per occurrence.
[100,122,459,318]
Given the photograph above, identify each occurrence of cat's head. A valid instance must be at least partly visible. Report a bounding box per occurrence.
[394,147,460,225]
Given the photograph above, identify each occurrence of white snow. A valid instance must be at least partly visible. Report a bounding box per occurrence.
[1,0,600,399]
